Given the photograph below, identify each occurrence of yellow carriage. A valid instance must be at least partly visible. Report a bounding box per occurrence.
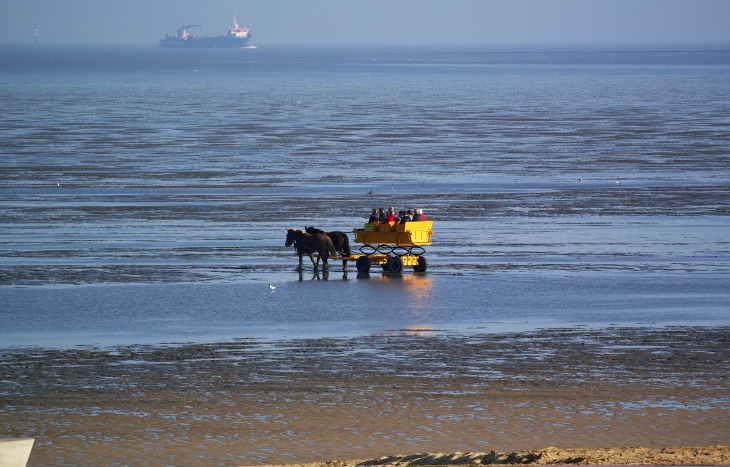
[351,220,433,273]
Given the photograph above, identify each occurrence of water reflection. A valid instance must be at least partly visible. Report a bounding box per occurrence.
[401,273,435,330]
[297,269,331,281]
[369,273,436,335]
[402,274,433,309]
[293,267,435,331]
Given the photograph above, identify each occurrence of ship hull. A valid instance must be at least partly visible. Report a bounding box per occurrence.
[160,37,252,48]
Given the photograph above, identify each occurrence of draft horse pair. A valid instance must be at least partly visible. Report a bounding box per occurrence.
[284,227,351,270]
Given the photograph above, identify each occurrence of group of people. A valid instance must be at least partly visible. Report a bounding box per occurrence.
[368,207,428,223]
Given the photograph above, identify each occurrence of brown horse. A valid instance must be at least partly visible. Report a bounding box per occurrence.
[305,226,352,268]
[285,229,338,270]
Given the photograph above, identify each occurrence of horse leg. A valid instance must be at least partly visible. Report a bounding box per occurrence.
[309,253,318,269]
[297,253,304,271]
[341,236,351,270]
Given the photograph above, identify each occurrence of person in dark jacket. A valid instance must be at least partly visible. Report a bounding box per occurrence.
[368,209,380,222]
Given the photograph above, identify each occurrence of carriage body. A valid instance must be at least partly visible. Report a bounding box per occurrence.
[350,220,433,273]
[353,221,433,246]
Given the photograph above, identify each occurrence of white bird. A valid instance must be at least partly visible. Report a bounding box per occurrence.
[268,284,276,290]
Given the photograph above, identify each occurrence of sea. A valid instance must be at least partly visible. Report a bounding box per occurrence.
[1,43,729,349]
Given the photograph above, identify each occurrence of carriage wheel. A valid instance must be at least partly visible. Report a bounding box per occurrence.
[355,256,371,273]
[387,256,404,274]
[413,256,428,272]
[381,254,393,271]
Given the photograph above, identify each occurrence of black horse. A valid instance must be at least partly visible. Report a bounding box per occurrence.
[305,226,352,268]
[285,229,337,270]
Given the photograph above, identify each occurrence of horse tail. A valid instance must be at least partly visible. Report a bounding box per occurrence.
[341,234,352,256]
[326,237,337,258]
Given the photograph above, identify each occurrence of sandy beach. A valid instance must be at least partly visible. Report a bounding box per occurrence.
[2,326,728,466]
[251,446,730,466]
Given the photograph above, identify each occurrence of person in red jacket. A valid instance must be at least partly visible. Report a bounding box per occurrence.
[385,208,397,222]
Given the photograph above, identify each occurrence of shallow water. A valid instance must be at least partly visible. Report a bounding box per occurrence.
[1,45,729,348]
[1,271,727,348]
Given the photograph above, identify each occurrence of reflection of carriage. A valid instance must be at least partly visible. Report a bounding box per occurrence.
[351,220,434,273]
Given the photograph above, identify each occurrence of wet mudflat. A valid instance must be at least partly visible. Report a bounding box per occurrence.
[1,326,728,466]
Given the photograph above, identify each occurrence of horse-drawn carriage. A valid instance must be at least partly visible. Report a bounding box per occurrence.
[285,220,434,273]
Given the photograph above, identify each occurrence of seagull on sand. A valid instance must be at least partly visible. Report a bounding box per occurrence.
[268,284,276,290]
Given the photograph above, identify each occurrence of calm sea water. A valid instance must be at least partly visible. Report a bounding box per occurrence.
[1,45,729,348]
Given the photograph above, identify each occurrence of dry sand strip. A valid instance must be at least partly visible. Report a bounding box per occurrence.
[245,446,730,467]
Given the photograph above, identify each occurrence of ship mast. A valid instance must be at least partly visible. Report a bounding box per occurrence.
[233,14,239,29]
[34,25,38,45]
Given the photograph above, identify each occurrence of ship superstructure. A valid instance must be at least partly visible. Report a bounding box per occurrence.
[160,15,253,48]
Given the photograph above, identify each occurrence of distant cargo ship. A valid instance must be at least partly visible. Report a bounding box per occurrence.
[160,15,253,48]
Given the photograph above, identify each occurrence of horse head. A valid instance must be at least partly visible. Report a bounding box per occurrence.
[305,226,325,235]
[285,228,304,247]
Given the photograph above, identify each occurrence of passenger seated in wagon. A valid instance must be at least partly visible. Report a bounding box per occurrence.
[412,208,427,221]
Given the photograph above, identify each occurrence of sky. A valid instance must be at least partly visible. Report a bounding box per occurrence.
[1,0,729,47]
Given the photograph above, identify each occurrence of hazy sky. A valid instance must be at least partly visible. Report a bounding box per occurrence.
[1,0,729,46]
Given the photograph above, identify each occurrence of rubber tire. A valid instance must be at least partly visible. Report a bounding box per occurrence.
[413,256,428,272]
[387,256,404,274]
[356,256,371,273]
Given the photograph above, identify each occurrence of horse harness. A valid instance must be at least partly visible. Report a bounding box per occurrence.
[293,238,319,254]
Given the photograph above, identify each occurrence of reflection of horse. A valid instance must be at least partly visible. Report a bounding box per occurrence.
[305,226,351,269]
[285,229,337,270]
